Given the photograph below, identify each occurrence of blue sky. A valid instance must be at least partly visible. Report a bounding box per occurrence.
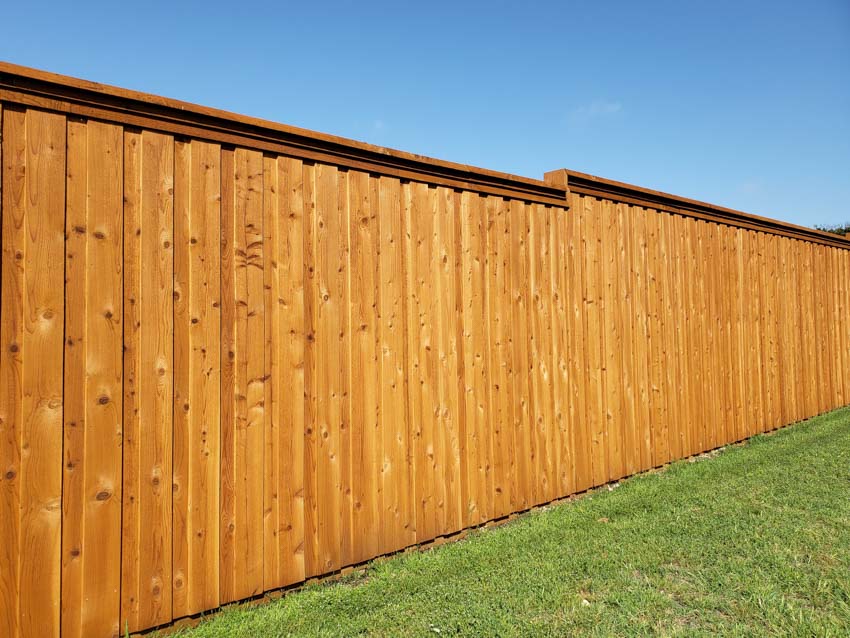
[2,0,848,228]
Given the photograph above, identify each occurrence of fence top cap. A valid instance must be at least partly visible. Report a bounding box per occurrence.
[546,167,850,249]
[0,60,568,206]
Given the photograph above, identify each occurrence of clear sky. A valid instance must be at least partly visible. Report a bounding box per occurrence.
[2,0,848,228]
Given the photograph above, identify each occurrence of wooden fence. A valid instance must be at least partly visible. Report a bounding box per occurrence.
[0,63,848,638]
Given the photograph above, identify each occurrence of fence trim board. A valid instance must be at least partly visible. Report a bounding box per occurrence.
[545,169,850,249]
[0,62,567,207]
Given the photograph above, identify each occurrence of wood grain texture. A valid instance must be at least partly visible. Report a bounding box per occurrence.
[377,176,414,552]
[1,107,66,638]
[173,140,221,616]
[63,119,123,638]
[277,157,307,585]
[121,129,174,633]
[348,169,380,563]
[1,100,848,638]
[220,148,265,602]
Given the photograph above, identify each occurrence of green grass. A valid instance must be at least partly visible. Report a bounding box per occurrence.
[173,408,850,637]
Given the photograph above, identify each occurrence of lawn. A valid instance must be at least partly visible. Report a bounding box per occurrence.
[172,407,850,637]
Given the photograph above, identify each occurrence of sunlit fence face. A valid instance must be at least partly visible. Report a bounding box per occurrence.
[1,64,848,638]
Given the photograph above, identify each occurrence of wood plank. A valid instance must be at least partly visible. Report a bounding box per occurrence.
[704,222,721,448]
[120,129,142,633]
[509,199,534,508]
[0,107,65,638]
[722,226,736,443]
[768,234,781,427]
[616,204,638,475]
[827,247,840,409]
[476,195,494,519]
[0,102,14,638]
[526,202,549,499]
[779,238,796,423]
[757,231,772,432]
[121,129,174,632]
[644,209,665,465]
[669,214,693,458]
[459,191,490,523]
[173,140,221,616]
[301,162,320,576]
[658,213,676,460]
[804,242,816,417]
[220,147,264,601]
[753,232,767,432]
[551,206,573,493]
[336,170,353,568]
[842,249,848,406]
[630,208,653,470]
[486,196,511,517]
[601,199,624,480]
[62,118,88,638]
[348,169,380,562]
[733,229,747,440]
[840,249,850,406]
[277,157,306,585]
[719,226,737,444]
[408,181,438,542]
[314,163,348,571]
[811,243,821,413]
[688,220,711,454]
[427,185,448,536]
[243,149,266,590]
[377,176,414,551]
[62,119,124,638]
[218,148,236,598]
[21,109,66,638]
[583,197,607,482]
[261,156,281,591]
[173,141,192,613]
[537,204,558,499]
[436,186,463,533]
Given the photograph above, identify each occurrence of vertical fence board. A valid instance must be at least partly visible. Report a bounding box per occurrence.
[583,198,606,484]
[437,186,463,533]
[509,199,533,508]
[645,209,664,465]
[121,130,174,632]
[0,102,15,638]
[486,197,509,517]
[551,207,573,493]
[220,148,265,602]
[409,182,438,541]
[349,169,380,562]
[377,176,413,551]
[314,163,350,571]
[173,140,221,616]
[63,119,123,638]
[301,161,320,577]
[0,107,65,638]
[261,155,281,590]
[602,200,624,480]
[276,156,306,585]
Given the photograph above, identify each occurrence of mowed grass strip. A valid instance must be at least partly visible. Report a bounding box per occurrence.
[172,407,850,637]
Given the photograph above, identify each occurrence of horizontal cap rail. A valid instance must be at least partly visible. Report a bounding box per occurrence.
[545,168,850,250]
[0,61,568,207]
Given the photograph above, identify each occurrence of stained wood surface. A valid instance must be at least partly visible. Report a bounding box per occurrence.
[62,119,123,638]
[1,107,66,638]
[0,105,848,638]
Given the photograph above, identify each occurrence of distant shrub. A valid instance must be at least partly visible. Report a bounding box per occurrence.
[815,223,850,236]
